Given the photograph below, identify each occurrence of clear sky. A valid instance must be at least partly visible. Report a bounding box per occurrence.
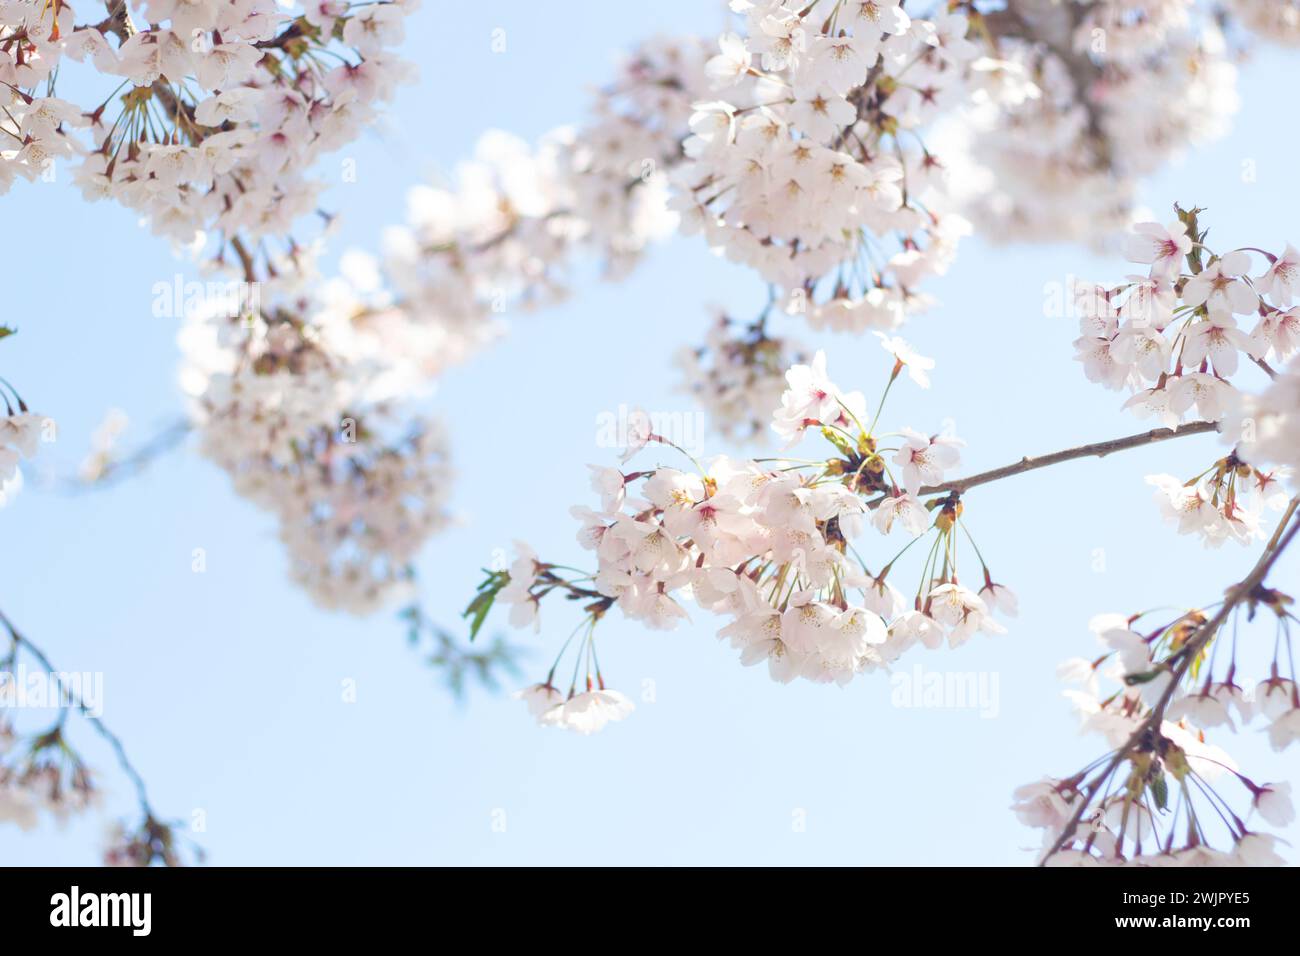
[2,2,1297,865]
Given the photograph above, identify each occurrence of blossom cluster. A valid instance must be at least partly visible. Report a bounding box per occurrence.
[1,0,416,252]
[1074,209,1300,545]
[1075,212,1297,424]
[472,342,1016,734]
[1145,455,1289,549]
[178,248,451,613]
[1016,580,1299,866]
[678,2,975,333]
[103,814,198,866]
[322,36,708,386]
[947,2,1240,246]
[674,307,808,442]
[0,720,96,831]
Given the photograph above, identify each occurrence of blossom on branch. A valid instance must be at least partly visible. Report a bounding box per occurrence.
[469,346,1017,732]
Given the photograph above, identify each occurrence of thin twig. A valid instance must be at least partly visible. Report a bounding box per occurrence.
[42,418,192,494]
[0,607,156,819]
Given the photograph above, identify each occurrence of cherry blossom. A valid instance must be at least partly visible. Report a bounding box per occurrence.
[875,333,935,388]
[893,428,963,496]
[470,346,1014,731]
[1073,209,1300,542]
[669,3,979,335]
[2,0,419,263]
[178,248,452,613]
[1252,782,1295,827]
[1123,221,1194,278]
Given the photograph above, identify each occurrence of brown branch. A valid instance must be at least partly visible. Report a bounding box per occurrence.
[229,236,259,284]
[1040,496,1300,864]
[919,420,1220,497]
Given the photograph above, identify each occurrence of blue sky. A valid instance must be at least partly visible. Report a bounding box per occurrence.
[1,2,1297,865]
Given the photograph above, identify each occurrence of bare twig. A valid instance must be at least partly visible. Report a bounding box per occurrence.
[42,418,192,494]
[919,421,1220,497]
[0,607,156,818]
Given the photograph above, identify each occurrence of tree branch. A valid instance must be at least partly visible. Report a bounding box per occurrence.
[0,607,157,819]
[919,420,1220,497]
[43,418,192,494]
[1040,496,1300,864]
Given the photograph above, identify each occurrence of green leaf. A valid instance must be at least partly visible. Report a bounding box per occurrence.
[462,569,510,642]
